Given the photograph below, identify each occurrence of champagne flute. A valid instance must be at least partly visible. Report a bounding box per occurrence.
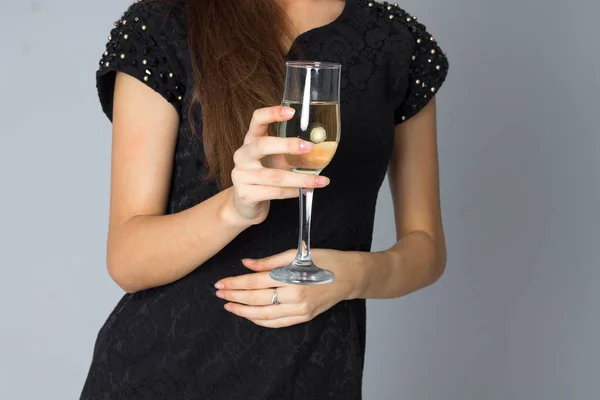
[269,61,342,285]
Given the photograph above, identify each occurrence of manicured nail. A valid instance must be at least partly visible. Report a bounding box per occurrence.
[316,176,330,186]
[299,141,314,151]
[224,304,233,312]
[216,291,224,299]
[242,258,256,265]
[214,282,224,289]
[281,107,295,117]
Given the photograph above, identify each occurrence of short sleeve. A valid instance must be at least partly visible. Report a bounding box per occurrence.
[392,8,449,125]
[97,1,187,121]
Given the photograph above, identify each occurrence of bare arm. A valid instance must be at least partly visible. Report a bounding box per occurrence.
[107,73,327,293]
[351,98,447,299]
[106,72,243,293]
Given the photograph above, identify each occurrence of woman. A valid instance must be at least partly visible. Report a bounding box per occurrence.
[81,0,449,398]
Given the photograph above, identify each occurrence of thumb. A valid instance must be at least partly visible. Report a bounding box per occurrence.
[242,249,297,271]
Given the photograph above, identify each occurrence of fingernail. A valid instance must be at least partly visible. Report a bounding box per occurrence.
[281,107,295,117]
[316,176,330,186]
[216,291,224,299]
[224,304,233,312]
[242,258,256,265]
[214,282,224,289]
[300,141,314,151]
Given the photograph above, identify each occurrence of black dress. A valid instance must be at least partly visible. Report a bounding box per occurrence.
[81,1,448,398]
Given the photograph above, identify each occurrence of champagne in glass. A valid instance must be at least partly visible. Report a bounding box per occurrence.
[270,61,342,285]
[279,101,340,174]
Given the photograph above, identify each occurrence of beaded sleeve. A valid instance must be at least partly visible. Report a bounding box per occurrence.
[366,2,449,124]
[395,5,448,124]
[96,1,186,121]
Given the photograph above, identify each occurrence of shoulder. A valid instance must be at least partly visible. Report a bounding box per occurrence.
[96,0,190,120]
[354,1,449,123]
[356,1,442,47]
[115,0,187,23]
[101,1,188,47]
[345,1,448,69]
[98,0,188,68]
[122,1,185,31]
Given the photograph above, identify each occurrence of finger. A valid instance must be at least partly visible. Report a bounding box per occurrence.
[244,106,295,144]
[242,249,297,271]
[217,288,274,306]
[250,316,310,329]
[216,286,301,306]
[235,185,300,202]
[234,167,329,189]
[224,302,303,320]
[260,154,292,170]
[235,136,314,165]
[215,271,282,290]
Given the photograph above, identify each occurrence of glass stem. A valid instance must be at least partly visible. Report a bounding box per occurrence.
[296,187,314,262]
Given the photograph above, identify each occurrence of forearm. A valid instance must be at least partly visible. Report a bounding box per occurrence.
[107,187,250,293]
[350,231,446,299]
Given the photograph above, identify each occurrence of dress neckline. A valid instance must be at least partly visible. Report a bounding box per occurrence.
[286,0,355,57]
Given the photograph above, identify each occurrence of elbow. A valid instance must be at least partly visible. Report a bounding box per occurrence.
[429,243,447,285]
[408,230,447,287]
[106,248,143,294]
[107,260,141,294]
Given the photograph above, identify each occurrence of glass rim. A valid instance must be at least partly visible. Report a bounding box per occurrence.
[285,60,342,69]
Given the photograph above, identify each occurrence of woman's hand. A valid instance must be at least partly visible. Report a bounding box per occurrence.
[214,249,362,328]
[228,106,330,225]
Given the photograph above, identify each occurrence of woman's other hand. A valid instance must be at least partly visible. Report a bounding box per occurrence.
[214,249,362,328]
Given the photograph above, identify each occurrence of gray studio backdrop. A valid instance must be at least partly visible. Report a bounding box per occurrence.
[1,0,598,399]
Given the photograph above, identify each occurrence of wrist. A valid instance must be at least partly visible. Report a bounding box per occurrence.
[218,187,255,231]
[345,249,400,300]
[343,251,368,300]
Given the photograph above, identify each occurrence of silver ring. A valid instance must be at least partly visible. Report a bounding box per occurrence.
[271,288,279,305]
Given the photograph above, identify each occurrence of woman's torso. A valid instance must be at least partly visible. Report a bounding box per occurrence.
[82,1,448,398]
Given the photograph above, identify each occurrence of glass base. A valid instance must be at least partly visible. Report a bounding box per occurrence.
[269,258,335,285]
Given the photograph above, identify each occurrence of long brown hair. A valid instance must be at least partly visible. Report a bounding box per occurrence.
[186,0,291,188]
